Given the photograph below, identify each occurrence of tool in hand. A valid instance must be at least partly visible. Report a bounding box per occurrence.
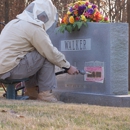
[55,69,91,75]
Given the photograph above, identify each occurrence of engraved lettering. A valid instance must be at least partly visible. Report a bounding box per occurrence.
[65,41,68,50]
[69,41,71,50]
[72,40,75,50]
[83,40,86,50]
[80,40,82,50]
[76,40,79,50]
[61,39,91,51]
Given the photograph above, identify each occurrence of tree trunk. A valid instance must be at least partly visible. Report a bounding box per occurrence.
[127,0,130,90]
[5,0,9,24]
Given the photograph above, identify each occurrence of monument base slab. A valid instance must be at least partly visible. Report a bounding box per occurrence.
[54,90,130,107]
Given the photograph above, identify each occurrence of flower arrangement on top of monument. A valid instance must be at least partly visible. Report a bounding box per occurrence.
[59,0,109,33]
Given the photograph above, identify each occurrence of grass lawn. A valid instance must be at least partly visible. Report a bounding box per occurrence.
[0,98,130,130]
[0,88,130,130]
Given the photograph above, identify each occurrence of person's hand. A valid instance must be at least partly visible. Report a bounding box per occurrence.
[67,65,79,75]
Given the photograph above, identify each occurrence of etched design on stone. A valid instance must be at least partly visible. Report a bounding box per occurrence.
[84,61,104,83]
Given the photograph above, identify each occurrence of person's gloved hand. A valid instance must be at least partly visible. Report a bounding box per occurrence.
[67,65,79,75]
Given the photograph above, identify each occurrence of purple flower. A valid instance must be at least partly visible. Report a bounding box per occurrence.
[78,5,86,15]
[87,8,94,15]
[92,4,97,9]
[69,7,73,12]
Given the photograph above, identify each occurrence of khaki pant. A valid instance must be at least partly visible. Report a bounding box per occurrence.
[0,50,57,92]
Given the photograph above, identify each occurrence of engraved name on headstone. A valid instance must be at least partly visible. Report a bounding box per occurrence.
[61,39,91,51]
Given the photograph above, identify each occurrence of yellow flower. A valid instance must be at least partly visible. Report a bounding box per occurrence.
[69,16,75,24]
[88,5,92,8]
[77,1,88,5]
[80,1,86,5]
[81,15,87,22]
[67,11,72,15]
[77,1,82,5]
[69,3,73,6]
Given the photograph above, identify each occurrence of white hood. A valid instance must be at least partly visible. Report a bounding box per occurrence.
[17,0,58,31]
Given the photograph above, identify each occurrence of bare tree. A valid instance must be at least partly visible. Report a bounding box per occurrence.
[5,0,9,24]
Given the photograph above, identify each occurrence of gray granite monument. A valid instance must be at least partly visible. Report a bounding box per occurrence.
[48,22,130,107]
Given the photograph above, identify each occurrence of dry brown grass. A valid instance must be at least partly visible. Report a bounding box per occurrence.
[0,89,130,130]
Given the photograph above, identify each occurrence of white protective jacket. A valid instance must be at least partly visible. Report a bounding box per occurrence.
[0,0,70,74]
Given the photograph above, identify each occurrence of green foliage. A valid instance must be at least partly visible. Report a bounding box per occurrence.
[58,22,87,33]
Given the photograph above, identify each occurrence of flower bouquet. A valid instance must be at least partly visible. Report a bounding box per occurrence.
[59,0,109,33]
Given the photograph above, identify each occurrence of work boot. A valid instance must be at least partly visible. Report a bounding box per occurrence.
[24,86,38,100]
[37,90,63,103]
